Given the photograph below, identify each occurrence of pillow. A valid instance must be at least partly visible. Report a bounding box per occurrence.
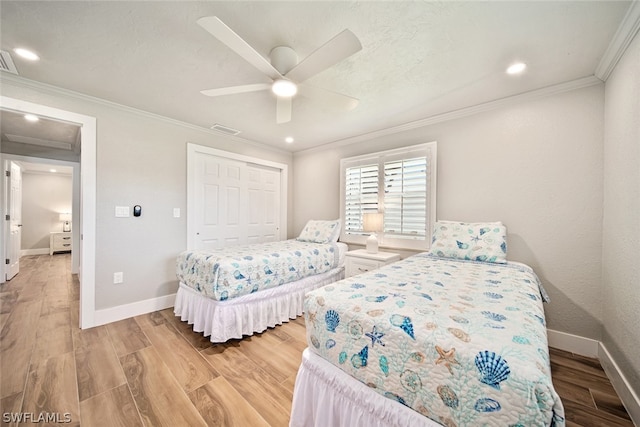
[297,219,342,243]
[428,220,507,263]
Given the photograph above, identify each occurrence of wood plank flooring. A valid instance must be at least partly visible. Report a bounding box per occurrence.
[0,254,635,426]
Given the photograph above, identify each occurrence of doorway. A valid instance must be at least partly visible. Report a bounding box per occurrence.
[0,96,96,329]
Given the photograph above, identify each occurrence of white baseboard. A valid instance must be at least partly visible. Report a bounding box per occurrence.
[20,248,49,256]
[93,293,176,327]
[599,343,640,427]
[547,328,599,358]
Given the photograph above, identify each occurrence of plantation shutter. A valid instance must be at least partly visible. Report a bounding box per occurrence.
[340,141,436,250]
[383,157,428,239]
[344,164,379,234]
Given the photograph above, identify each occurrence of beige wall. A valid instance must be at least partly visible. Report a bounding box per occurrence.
[602,31,640,396]
[0,80,293,310]
[294,84,606,340]
[21,171,73,250]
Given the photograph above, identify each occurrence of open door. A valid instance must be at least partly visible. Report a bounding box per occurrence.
[5,161,22,280]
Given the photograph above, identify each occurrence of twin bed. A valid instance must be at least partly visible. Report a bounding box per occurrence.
[175,219,565,426]
[174,219,346,342]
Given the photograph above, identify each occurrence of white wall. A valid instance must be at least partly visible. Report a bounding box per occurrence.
[294,84,605,340]
[602,30,640,397]
[21,172,72,250]
[0,80,293,311]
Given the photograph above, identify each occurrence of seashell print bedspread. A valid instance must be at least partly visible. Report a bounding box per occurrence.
[176,240,340,301]
[304,253,565,427]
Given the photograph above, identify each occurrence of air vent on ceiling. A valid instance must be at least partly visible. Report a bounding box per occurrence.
[210,123,241,136]
[0,50,19,75]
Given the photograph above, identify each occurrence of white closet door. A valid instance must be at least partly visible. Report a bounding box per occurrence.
[247,164,281,244]
[192,151,282,250]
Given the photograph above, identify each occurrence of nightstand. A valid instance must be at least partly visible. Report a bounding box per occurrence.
[345,249,401,278]
[50,231,73,255]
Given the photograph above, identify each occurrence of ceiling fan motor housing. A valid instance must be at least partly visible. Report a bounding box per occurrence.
[270,46,298,75]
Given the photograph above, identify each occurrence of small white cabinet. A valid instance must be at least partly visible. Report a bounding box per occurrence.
[345,249,400,278]
[50,232,73,255]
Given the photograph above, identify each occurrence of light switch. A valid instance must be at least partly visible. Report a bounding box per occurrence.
[115,206,130,217]
[173,208,180,218]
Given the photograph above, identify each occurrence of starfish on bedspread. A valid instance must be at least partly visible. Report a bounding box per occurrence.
[365,326,385,348]
[435,345,459,375]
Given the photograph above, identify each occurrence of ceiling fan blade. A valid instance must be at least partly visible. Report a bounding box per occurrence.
[276,97,292,124]
[200,83,271,97]
[197,16,282,80]
[298,84,359,111]
[285,29,362,83]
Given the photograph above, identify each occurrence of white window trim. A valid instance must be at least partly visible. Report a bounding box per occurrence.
[339,142,437,251]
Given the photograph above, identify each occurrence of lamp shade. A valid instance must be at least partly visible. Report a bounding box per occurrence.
[59,213,72,222]
[363,212,383,232]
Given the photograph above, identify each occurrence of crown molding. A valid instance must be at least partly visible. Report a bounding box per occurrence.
[295,75,603,157]
[595,0,640,81]
[0,74,291,157]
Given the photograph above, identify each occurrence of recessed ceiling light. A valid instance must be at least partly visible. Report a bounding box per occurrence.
[49,169,57,173]
[285,137,294,143]
[272,79,297,98]
[24,114,39,122]
[506,62,527,75]
[13,48,39,61]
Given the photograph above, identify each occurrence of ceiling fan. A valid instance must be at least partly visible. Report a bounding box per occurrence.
[197,16,362,124]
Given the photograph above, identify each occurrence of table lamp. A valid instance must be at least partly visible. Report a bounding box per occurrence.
[363,212,384,253]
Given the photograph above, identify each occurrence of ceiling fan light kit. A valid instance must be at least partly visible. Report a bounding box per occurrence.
[197,16,362,124]
[272,79,297,97]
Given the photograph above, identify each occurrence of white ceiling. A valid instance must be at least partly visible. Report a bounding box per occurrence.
[0,1,634,152]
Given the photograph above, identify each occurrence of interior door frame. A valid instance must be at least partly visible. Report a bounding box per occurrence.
[0,96,97,329]
[186,142,288,250]
[4,160,22,280]
[3,155,79,273]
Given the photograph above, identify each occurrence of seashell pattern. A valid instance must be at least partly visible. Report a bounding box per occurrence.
[379,356,389,376]
[474,397,502,412]
[410,352,425,363]
[298,249,560,425]
[351,346,369,368]
[367,309,385,317]
[310,335,319,349]
[325,310,340,332]
[384,392,407,406]
[475,351,510,389]
[437,385,459,408]
[348,320,363,338]
[484,292,503,299]
[390,314,415,339]
[447,327,470,342]
[450,315,469,324]
[482,311,507,322]
[400,369,422,392]
[512,336,530,345]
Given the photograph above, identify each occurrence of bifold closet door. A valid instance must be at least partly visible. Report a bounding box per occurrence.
[192,152,281,250]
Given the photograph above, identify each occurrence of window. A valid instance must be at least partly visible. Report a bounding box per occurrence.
[340,142,437,251]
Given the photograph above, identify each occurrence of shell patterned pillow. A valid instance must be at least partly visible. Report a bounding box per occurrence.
[428,220,507,263]
[297,219,341,244]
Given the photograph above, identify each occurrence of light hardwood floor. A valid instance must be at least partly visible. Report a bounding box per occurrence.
[0,254,635,426]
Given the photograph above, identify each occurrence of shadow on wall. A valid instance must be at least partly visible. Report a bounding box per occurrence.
[507,233,603,341]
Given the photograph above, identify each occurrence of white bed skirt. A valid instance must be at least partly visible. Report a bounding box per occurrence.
[174,267,344,343]
[290,349,442,427]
